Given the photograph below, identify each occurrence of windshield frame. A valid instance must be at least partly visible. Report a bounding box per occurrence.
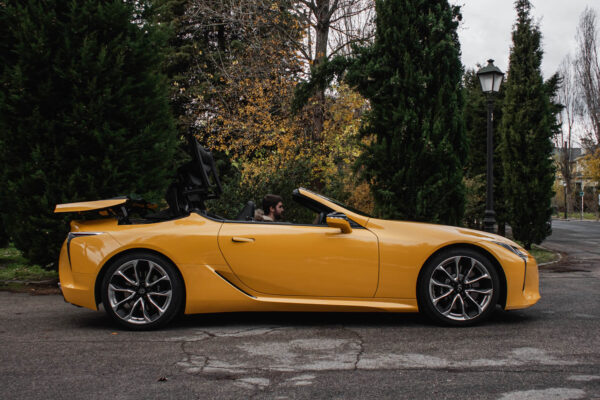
[299,188,373,218]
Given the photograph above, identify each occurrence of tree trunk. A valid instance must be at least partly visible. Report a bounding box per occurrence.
[595,188,599,221]
[576,7,600,147]
[566,184,574,216]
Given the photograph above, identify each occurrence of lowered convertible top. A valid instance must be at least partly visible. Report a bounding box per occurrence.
[54,198,129,213]
[55,137,222,221]
[54,197,157,222]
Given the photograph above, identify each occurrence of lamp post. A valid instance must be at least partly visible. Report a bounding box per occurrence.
[563,182,567,219]
[581,183,584,220]
[477,59,504,233]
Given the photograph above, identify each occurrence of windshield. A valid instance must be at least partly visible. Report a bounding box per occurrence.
[309,190,373,218]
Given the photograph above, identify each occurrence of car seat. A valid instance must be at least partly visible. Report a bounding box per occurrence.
[235,201,256,221]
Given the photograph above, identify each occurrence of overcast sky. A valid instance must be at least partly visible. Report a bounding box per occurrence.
[451,0,597,79]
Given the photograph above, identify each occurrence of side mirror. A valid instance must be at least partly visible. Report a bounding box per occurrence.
[326,215,352,234]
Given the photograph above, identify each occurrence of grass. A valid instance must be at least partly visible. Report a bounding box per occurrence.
[554,212,599,220]
[527,244,559,264]
[509,239,560,265]
[0,245,58,282]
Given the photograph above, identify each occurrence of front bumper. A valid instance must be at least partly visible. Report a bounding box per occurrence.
[505,255,540,310]
[476,241,540,310]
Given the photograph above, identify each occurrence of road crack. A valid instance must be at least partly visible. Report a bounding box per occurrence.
[342,325,365,370]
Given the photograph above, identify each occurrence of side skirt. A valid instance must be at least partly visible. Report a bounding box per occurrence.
[207,266,418,313]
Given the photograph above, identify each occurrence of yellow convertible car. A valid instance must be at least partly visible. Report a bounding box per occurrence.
[55,139,539,330]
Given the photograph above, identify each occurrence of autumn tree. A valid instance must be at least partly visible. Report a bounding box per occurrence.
[291,0,375,140]
[202,39,370,220]
[153,1,303,152]
[499,0,556,249]
[575,7,600,151]
[180,1,304,153]
[554,55,582,215]
[583,152,600,181]
[151,1,371,219]
[298,0,467,223]
[575,6,600,216]
[151,1,297,144]
[0,0,177,266]
[178,0,376,143]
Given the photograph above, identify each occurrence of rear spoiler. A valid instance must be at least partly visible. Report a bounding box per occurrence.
[55,197,156,222]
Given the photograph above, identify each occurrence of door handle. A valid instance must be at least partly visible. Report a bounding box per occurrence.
[232,237,255,243]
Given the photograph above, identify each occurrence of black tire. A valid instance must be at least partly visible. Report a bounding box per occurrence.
[101,251,184,330]
[418,248,500,326]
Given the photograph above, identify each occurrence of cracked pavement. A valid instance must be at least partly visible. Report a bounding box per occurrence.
[1,220,599,399]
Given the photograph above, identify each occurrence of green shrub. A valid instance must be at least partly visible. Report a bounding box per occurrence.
[0,0,177,268]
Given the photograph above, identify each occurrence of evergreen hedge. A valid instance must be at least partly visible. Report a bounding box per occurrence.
[349,0,467,224]
[0,0,177,267]
[499,0,556,249]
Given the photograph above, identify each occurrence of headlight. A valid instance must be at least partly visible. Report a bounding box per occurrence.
[492,241,528,260]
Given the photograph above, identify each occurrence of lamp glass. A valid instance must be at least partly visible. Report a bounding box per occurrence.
[479,73,494,93]
[492,72,504,92]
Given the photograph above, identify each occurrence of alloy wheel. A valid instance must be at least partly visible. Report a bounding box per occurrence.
[107,259,173,325]
[428,256,494,322]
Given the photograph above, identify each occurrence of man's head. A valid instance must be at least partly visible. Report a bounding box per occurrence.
[262,194,284,220]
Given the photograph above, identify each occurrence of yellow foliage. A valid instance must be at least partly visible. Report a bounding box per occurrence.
[583,149,600,184]
[193,8,372,208]
[345,181,375,214]
[235,84,369,191]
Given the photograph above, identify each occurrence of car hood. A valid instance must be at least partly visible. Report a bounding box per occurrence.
[366,218,522,248]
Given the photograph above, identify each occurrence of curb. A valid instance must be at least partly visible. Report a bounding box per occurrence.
[552,218,600,223]
[0,279,58,285]
[536,245,562,267]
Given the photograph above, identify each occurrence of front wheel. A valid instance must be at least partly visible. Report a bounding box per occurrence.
[101,252,183,330]
[418,248,500,326]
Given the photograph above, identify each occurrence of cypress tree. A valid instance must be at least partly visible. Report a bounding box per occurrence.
[0,0,177,266]
[499,0,556,249]
[346,0,466,224]
[150,0,206,139]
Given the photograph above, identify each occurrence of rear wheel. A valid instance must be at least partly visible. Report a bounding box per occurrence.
[418,248,500,326]
[101,252,183,330]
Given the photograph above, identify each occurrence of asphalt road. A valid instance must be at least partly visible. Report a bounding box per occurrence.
[543,218,600,262]
[1,220,599,400]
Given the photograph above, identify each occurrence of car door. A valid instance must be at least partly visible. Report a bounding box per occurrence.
[217,221,379,297]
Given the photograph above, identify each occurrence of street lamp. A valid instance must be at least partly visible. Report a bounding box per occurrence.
[563,182,567,219]
[477,59,504,233]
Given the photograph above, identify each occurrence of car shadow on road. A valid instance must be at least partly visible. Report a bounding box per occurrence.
[168,306,537,330]
[67,305,538,331]
[490,308,539,325]
[173,311,426,330]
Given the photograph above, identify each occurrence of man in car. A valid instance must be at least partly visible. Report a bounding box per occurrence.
[255,194,284,222]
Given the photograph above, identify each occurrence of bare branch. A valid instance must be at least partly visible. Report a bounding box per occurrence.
[575,7,600,149]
